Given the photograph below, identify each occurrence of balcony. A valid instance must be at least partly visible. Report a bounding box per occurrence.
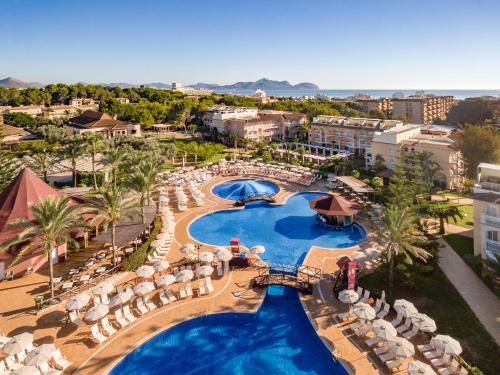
[476,182,500,193]
[481,213,500,228]
[485,239,500,254]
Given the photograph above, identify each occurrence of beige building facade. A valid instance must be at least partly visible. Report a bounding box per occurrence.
[357,97,393,117]
[371,124,464,189]
[392,95,454,123]
[472,163,500,260]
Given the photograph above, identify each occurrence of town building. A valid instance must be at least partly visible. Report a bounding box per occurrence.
[356,97,393,117]
[116,97,130,104]
[370,124,463,189]
[3,105,44,116]
[0,124,36,144]
[472,163,500,261]
[308,116,403,164]
[171,82,213,96]
[203,106,306,142]
[65,110,141,138]
[69,98,96,107]
[392,95,454,123]
[246,89,276,104]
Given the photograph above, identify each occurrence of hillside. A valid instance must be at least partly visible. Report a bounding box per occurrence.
[0,77,43,88]
[193,78,319,91]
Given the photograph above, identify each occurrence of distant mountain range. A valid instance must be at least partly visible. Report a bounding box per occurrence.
[0,77,43,89]
[0,77,319,91]
[192,78,319,91]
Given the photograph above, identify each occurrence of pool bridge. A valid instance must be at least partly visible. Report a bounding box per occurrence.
[234,192,276,206]
[251,263,322,295]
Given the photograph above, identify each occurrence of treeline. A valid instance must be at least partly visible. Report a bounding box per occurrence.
[441,97,499,126]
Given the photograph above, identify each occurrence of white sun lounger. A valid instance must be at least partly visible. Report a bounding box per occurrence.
[101,317,117,336]
[337,306,353,321]
[53,349,72,371]
[115,309,129,328]
[359,289,370,303]
[136,298,149,315]
[373,299,383,314]
[123,305,137,323]
[365,336,383,347]
[38,361,62,375]
[0,360,11,375]
[90,324,107,344]
[179,286,187,299]
[166,289,177,302]
[186,283,193,297]
[390,313,403,327]
[206,277,214,293]
[217,264,223,277]
[374,346,389,356]
[4,356,22,371]
[377,304,390,320]
[379,351,396,362]
[159,290,171,306]
[69,311,85,326]
[198,281,207,296]
[437,359,460,375]
[403,326,419,339]
[144,296,157,311]
[430,354,451,368]
[396,317,412,334]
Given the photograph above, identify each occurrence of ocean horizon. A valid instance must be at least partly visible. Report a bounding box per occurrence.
[211,88,500,100]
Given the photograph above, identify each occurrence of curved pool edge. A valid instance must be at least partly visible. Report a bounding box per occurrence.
[211,177,281,202]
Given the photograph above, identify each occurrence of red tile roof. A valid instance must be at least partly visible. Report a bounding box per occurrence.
[69,110,128,130]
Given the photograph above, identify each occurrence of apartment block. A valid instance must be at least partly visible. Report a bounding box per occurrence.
[308,116,403,164]
[357,97,393,117]
[392,95,454,123]
[371,124,464,189]
[472,163,500,261]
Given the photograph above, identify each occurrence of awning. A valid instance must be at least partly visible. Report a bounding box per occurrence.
[334,176,374,194]
[309,195,362,216]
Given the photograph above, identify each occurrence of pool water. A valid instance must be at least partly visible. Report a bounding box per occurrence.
[212,179,280,201]
[189,192,366,265]
[110,286,348,375]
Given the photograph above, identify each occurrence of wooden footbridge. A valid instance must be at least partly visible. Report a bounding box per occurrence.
[234,193,276,206]
[251,263,322,295]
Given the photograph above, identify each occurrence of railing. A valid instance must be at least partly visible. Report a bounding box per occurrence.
[482,213,500,228]
[486,239,500,254]
[251,263,322,294]
[478,182,500,193]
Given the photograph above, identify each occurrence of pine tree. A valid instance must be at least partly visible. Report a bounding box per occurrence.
[0,145,21,192]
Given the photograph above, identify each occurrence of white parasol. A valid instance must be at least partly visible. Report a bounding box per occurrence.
[250,245,266,254]
[338,289,359,304]
[394,299,418,317]
[214,248,232,262]
[24,343,56,366]
[136,265,155,278]
[84,304,109,322]
[3,333,34,355]
[408,361,437,375]
[13,366,41,375]
[411,313,437,333]
[372,319,397,340]
[353,302,376,321]
[197,265,214,277]
[153,260,170,272]
[176,269,194,283]
[91,282,113,296]
[65,293,90,311]
[198,252,214,263]
[431,335,462,355]
[388,337,415,358]
[109,289,134,308]
[156,274,177,288]
[133,282,155,296]
[181,243,196,253]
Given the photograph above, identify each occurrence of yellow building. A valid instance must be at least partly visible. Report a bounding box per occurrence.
[357,97,393,117]
[392,95,454,123]
[472,163,500,260]
[371,124,464,189]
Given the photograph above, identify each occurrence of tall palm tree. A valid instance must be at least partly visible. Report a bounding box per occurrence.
[62,135,85,187]
[87,184,138,266]
[29,151,56,182]
[0,196,87,299]
[379,205,431,299]
[425,201,463,234]
[103,142,126,186]
[83,133,104,190]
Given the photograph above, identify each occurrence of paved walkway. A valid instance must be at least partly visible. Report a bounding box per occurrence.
[438,237,500,346]
[445,223,474,238]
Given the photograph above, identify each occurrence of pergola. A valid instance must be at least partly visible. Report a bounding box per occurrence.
[309,194,362,227]
[334,176,374,195]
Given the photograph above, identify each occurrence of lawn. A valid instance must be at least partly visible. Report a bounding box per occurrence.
[444,233,500,297]
[359,265,499,375]
[450,203,474,229]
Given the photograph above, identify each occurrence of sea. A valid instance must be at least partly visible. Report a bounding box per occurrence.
[211,88,500,100]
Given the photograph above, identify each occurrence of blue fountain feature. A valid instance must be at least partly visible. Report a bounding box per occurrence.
[110,286,348,375]
[212,179,280,201]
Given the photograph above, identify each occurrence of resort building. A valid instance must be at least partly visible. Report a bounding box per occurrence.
[371,124,464,189]
[392,95,455,123]
[204,106,306,141]
[0,168,68,279]
[65,110,141,138]
[472,163,500,261]
[357,97,393,117]
[308,116,403,164]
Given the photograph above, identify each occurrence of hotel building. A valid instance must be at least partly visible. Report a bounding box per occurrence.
[370,124,464,189]
[357,97,393,117]
[472,163,500,261]
[308,116,403,165]
[203,106,306,142]
[392,95,454,123]
[65,110,141,138]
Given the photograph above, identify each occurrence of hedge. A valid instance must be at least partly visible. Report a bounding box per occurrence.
[123,216,161,271]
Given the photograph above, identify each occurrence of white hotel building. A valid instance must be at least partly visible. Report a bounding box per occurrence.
[472,163,500,261]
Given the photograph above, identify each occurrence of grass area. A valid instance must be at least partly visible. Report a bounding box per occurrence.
[444,233,500,297]
[359,265,500,375]
[435,189,472,199]
[449,203,474,229]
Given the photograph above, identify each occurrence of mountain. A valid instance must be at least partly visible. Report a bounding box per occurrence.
[0,77,43,89]
[192,78,319,91]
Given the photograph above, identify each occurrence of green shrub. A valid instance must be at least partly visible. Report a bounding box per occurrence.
[123,216,161,271]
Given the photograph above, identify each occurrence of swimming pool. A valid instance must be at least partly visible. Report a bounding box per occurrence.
[109,286,348,375]
[212,179,280,201]
[189,192,366,265]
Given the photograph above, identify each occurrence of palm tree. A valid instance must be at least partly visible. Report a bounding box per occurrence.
[425,201,463,234]
[127,160,159,222]
[87,184,138,266]
[62,136,85,187]
[83,133,104,190]
[297,146,305,164]
[29,151,56,182]
[379,205,431,299]
[103,142,126,186]
[0,196,87,299]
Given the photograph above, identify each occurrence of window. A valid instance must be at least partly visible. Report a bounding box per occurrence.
[487,231,499,242]
[486,205,498,217]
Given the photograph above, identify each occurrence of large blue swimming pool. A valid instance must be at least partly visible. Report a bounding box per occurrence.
[110,286,348,375]
[212,179,280,201]
[189,191,366,265]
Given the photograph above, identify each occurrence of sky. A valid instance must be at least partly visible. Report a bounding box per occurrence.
[1,0,500,89]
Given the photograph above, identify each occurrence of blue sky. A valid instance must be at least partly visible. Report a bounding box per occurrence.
[1,0,499,89]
